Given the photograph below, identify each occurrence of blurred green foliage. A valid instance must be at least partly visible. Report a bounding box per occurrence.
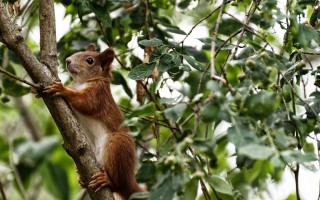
[1,0,320,200]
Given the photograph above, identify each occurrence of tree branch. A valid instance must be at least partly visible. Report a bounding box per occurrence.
[0,2,113,199]
[0,66,38,88]
[39,0,58,77]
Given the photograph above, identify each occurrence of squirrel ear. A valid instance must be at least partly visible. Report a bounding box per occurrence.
[86,43,96,51]
[99,48,115,68]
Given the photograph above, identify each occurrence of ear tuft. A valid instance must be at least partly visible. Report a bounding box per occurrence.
[86,43,96,52]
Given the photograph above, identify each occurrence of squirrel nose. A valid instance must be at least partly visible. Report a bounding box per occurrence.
[66,58,71,66]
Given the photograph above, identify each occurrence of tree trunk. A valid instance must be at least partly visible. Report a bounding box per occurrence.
[0,1,113,199]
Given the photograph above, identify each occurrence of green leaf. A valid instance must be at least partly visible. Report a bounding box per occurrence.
[242,91,279,119]
[182,178,199,200]
[297,24,320,48]
[227,126,260,148]
[139,38,163,47]
[112,71,133,98]
[158,53,175,72]
[43,160,70,200]
[183,55,205,71]
[298,0,316,5]
[15,136,60,184]
[77,0,91,17]
[193,138,215,156]
[149,173,177,200]
[164,103,187,122]
[88,2,111,28]
[163,26,186,35]
[128,103,155,118]
[178,0,192,9]
[206,175,233,195]
[218,18,243,35]
[136,162,156,182]
[281,150,317,163]
[129,192,149,200]
[238,144,274,160]
[128,62,156,80]
[273,132,297,150]
[310,7,320,27]
[16,137,59,165]
[200,102,220,123]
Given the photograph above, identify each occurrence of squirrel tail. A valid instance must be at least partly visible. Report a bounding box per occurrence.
[114,181,146,200]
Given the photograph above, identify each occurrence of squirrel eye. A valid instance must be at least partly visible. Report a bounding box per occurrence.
[86,57,94,65]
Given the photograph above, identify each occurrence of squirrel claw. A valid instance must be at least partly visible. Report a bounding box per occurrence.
[89,171,110,191]
[44,82,64,96]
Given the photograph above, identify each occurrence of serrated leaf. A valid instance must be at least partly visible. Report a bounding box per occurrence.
[128,62,156,80]
[139,38,163,47]
[238,144,273,160]
[183,55,205,71]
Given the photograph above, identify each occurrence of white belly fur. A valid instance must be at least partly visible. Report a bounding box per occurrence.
[75,111,109,166]
[70,82,109,165]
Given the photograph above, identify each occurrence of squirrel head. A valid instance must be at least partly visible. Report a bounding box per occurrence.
[65,44,115,82]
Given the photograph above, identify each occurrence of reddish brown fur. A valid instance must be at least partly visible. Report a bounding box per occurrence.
[44,44,145,200]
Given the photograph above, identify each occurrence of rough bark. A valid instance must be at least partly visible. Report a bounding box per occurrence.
[0,1,113,199]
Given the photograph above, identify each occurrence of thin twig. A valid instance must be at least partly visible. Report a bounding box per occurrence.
[0,66,38,88]
[179,1,230,45]
[199,178,212,200]
[211,0,227,78]
[97,21,129,71]
[226,0,261,63]
[0,179,7,200]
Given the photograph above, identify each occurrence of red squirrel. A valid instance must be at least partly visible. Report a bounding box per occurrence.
[44,44,145,200]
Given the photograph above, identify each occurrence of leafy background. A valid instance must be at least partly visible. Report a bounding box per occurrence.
[0,0,320,200]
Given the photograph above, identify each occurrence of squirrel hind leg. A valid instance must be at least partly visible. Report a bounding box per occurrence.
[89,169,114,192]
[104,133,143,197]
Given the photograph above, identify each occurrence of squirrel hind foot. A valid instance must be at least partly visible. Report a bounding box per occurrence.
[88,171,112,191]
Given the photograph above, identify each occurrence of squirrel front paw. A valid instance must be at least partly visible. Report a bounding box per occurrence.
[44,82,65,97]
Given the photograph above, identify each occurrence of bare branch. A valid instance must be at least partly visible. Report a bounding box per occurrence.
[211,0,227,78]
[0,66,38,88]
[39,0,58,77]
